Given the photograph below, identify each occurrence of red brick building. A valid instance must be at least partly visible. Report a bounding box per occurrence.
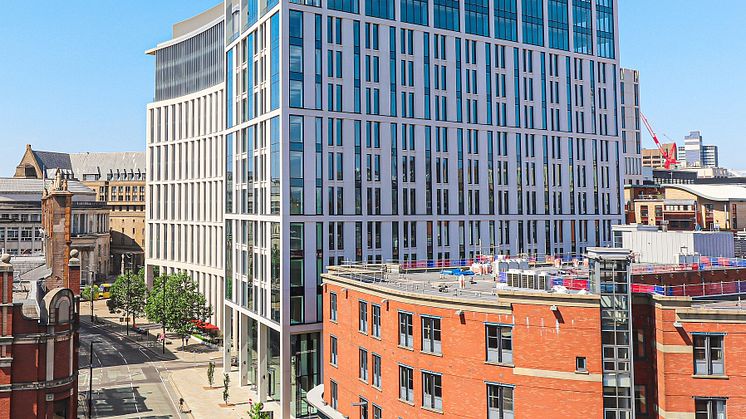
[0,253,80,418]
[311,255,746,419]
[633,294,746,418]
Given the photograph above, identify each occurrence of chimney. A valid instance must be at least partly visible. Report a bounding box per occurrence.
[41,169,73,290]
[68,250,81,296]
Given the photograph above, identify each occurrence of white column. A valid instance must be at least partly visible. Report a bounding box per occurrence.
[222,306,233,375]
[257,323,268,403]
[238,313,248,386]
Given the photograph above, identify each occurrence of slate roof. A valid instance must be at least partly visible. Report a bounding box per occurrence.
[30,150,145,180]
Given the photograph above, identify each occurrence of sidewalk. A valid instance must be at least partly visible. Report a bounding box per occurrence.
[168,366,282,419]
[84,298,218,361]
[83,299,282,418]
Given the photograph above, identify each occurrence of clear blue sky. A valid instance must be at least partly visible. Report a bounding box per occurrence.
[1,0,744,176]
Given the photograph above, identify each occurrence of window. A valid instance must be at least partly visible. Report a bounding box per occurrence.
[494,0,518,41]
[433,0,460,31]
[487,384,514,419]
[359,348,369,381]
[576,356,587,372]
[330,292,338,321]
[330,336,338,366]
[365,0,394,19]
[330,380,338,409]
[421,316,442,354]
[634,385,647,416]
[328,0,359,13]
[401,0,429,26]
[372,354,382,387]
[465,0,489,36]
[373,404,382,419]
[422,371,443,411]
[693,334,725,376]
[399,312,414,348]
[399,365,414,402]
[359,397,368,419]
[596,0,615,58]
[522,0,544,46]
[486,324,513,364]
[372,304,381,338]
[359,301,368,333]
[695,398,726,419]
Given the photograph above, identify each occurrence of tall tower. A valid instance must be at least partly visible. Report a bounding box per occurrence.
[41,170,73,291]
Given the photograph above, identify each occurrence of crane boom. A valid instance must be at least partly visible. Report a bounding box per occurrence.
[640,113,678,169]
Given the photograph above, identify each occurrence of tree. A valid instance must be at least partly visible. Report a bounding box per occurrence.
[207,362,215,387]
[145,272,213,349]
[109,268,147,328]
[222,373,230,405]
[247,401,270,419]
[81,285,98,301]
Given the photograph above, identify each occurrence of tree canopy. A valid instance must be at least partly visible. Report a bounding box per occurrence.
[109,269,147,324]
[145,272,212,339]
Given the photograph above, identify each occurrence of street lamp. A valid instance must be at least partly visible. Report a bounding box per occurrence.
[162,275,167,354]
[88,340,101,419]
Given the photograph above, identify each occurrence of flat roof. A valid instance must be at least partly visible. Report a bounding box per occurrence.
[323,264,593,306]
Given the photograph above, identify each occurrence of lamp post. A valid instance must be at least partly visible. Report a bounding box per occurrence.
[88,340,101,419]
[89,271,95,323]
[162,274,167,354]
[124,254,131,336]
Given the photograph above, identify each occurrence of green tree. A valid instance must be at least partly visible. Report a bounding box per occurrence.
[222,373,230,405]
[109,268,147,328]
[207,361,215,387]
[145,273,213,349]
[247,401,270,419]
[81,285,98,301]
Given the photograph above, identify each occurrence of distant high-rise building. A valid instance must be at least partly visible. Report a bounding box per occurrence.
[677,131,719,168]
[702,144,719,168]
[620,68,642,185]
[145,4,226,329]
[642,143,678,169]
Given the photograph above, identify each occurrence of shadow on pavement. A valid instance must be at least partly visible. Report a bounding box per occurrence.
[82,387,154,418]
[81,316,179,363]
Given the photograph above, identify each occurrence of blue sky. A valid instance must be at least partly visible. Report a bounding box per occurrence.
[1,0,744,176]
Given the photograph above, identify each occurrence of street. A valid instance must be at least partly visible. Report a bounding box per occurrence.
[79,320,182,418]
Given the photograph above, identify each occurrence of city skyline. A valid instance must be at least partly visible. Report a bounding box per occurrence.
[2,1,745,176]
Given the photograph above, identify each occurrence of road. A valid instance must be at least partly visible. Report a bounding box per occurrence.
[79,320,182,418]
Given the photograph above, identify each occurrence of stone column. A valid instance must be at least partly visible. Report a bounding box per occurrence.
[222,306,233,375]
[257,323,268,403]
[238,314,248,386]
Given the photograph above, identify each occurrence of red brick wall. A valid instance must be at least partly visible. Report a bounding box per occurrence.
[633,294,746,417]
[633,268,746,287]
[324,283,603,418]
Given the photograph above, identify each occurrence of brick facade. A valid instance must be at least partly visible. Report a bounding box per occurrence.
[0,256,80,418]
[321,271,746,418]
[323,279,605,418]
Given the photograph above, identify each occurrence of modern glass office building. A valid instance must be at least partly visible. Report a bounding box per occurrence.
[146,5,227,329]
[221,0,622,417]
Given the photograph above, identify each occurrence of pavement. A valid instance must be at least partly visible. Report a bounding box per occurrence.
[79,299,281,419]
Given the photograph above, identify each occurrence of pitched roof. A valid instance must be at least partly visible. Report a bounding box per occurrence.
[32,150,73,176]
[0,178,95,202]
[29,149,145,179]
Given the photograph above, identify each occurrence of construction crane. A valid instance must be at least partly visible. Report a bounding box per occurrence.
[640,112,678,169]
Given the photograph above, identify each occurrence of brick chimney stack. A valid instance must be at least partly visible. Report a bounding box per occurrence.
[67,250,81,296]
[41,170,73,291]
